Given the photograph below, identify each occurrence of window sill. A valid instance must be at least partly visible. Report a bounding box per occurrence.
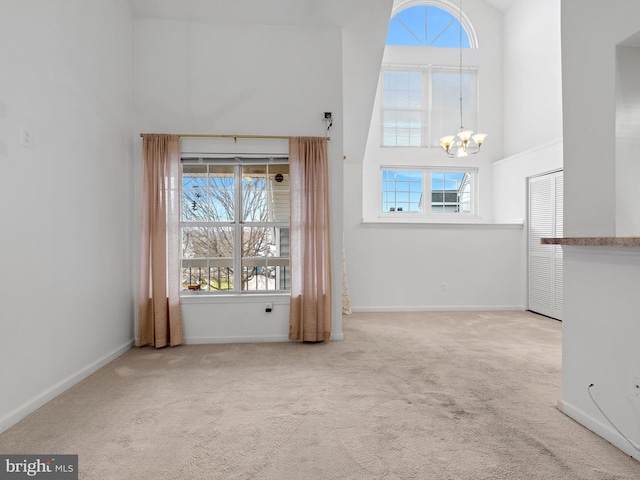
[361,217,524,228]
[181,292,290,304]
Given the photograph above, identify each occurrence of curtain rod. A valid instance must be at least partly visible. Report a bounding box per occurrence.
[139,133,330,141]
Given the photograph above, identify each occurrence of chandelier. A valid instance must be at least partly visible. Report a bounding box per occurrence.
[439,0,487,158]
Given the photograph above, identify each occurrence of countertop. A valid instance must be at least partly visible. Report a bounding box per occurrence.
[540,237,640,247]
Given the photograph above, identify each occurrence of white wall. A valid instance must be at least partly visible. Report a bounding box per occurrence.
[486,0,563,315]
[561,0,640,460]
[561,1,628,237]
[133,18,347,342]
[0,0,134,432]
[562,248,640,460]
[502,0,562,158]
[342,2,395,166]
[492,0,562,225]
[491,142,563,224]
[615,44,640,236]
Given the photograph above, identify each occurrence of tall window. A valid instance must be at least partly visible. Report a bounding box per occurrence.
[180,158,290,294]
[381,167,477,216]
[381,4,477,149]
[364,2,482,223]
[382,67,478,147]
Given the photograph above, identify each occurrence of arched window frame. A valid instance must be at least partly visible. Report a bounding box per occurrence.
[389,0,479,49]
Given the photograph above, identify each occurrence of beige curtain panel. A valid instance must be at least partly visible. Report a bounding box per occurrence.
[288,136,332,342]
[137,134,184,348]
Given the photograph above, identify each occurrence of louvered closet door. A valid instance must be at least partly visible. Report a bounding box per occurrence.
[528,171,563,320]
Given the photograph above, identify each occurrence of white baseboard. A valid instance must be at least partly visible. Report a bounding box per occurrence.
[0,340,133,434]
[186,332,345,344]
[559,400,640,462]
[185,335,291,344]
[349,305,526,313]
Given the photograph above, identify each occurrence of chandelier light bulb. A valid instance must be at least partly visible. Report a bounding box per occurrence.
[440,135,456,152]
[471,132,488,145]
[458,129,473,142]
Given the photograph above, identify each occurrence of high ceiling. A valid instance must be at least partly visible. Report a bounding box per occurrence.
[131,0,516,25]
[484,0,516,12]
[130,0,390,27]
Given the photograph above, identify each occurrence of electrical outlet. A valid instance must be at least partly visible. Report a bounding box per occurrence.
[441,282,447,292]
[630,374,640,400]
[19,126,33,148]
[265,302,273,313]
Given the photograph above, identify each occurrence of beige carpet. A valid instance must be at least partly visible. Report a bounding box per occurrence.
[2,311,640,479]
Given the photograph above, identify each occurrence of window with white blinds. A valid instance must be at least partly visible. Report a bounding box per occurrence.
[381,67,478,148]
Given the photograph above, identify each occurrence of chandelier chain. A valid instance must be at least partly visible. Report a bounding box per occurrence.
[459,0,464,130]
[438,0,487,158]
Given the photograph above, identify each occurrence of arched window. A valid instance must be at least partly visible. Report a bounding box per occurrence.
[380,2,479,148]
[386,4,471,48]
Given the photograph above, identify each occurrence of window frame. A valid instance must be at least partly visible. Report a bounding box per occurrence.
[179,155,290,296]
[379,166,479,220]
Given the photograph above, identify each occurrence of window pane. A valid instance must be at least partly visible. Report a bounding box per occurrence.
[382,170,423,212]
[382,71,423,147]
[269,164,290,222]
[431,171,472,214]
[183,165,235,222]
[242,164,290,223]
[208,165,235,221]
[181,226,234,291]
[431,70,478,147]
[182,165,207,222]
[410,192,422,203]
[383,130,397,146]
[383,110,422,147]
[242,165,267,222]
[409,129,422,146]
[386,72,421,108]
[183,164,207,189]
[396,128,410,146]
[241,226,289,291]
[431,171,444,190]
